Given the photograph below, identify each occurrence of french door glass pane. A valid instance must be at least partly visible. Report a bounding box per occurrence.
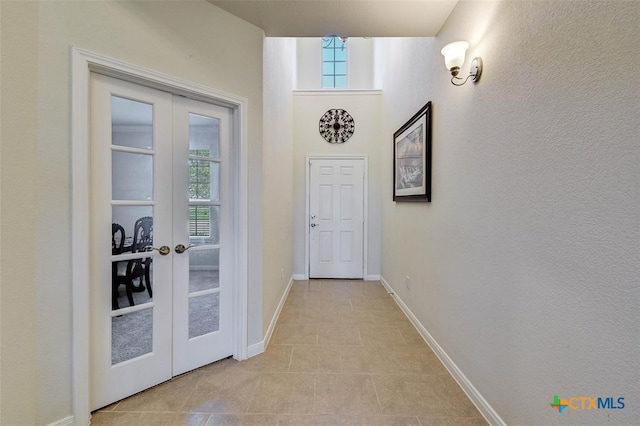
[112,152,153,200]
[188,113,219,158]
[110,93,156,366]
[188,206,219,246]
[189,293,220,339]
[112,206,153,249]
[185,110,222,342]
[111,96,153,150]
[188,160,219,202]
[111,258,153,309]
[112,307,153,365]
[188,249,220,293]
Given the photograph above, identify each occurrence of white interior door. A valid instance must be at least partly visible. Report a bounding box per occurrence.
[90,73,233,409]
[172,97,233,375]
[90,74,173,409]
[309,158,365,278]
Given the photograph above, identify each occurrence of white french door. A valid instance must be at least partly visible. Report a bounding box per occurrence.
[172,96,233,375]
[89,73,233,409]
[309,158,365,278]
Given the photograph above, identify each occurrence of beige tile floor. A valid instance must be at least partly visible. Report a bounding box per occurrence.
[92,280,487,426]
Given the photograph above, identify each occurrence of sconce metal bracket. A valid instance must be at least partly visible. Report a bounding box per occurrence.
[470,57,483,82]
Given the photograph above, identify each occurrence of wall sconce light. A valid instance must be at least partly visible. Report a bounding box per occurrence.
[441,41,483,86]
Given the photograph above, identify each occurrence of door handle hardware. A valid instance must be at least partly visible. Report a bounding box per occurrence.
[311,215,316,219]
[146,245,170,255]
[174,244,194,254]
[310,223,317,228]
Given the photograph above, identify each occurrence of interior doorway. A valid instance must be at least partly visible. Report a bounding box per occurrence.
[72,48,249,424]
[307,156,367,279]
[89,73,237,409]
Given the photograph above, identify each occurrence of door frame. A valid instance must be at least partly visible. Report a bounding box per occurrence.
[71,47,249,425]
[305,155,369,279]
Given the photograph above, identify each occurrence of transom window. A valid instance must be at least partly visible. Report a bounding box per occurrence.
[322,37,347,89]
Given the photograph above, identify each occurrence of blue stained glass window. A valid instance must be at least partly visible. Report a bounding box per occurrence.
[322,37,347,89]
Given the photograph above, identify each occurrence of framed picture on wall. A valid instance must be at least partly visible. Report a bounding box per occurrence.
[393,101,432,202]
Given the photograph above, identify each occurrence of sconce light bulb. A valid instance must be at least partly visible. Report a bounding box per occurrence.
[441,41,469,70]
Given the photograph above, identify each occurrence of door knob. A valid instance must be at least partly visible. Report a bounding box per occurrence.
[174,243,194,254]
[146,245,170,255]
[310,223,318,228]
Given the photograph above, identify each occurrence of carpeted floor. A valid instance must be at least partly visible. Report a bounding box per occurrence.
[112,270,220,365]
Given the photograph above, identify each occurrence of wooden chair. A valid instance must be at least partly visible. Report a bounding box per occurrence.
[112,223,135,310]
[127,216,153,299]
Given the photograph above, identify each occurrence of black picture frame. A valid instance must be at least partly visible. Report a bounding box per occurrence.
[393,101,432,202]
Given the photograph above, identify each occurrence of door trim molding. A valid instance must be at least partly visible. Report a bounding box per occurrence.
[71,47,249,424]
[305,155,369,279]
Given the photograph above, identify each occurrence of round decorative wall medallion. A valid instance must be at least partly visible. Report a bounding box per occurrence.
[319,109,355,144]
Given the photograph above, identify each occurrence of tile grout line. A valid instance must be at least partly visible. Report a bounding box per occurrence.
[202,413,213,426]
[177,371,205,412]
[313,372,317,416]
[370,372,384,416]
[242,371,263,414]
[286,344,294,372]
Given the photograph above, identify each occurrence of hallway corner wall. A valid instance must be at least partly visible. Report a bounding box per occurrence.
[263,37,296,336]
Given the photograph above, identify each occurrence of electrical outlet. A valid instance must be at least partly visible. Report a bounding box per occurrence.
[405,276,411,289]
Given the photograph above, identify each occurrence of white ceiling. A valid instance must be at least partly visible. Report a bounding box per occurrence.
[208,0,458,37]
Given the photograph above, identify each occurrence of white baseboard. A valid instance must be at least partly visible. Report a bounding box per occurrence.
[264,275,294,349]
[380,276,505,426]
[246,275,295,359]
[46,415,74,426]
[379,276,392,293]
[293,274,378,281]
[246,341,264,358]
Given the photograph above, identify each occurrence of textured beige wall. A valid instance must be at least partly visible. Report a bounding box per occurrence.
[0,1,264,424]
[1,4,39,424]
[0,0,2,418]
[377,1,640,424]
[262,38,296,334]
